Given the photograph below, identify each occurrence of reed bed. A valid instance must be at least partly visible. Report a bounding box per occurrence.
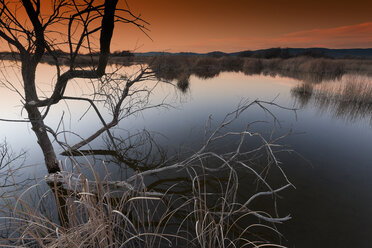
[141,55,372,84]
[291,75,372,122]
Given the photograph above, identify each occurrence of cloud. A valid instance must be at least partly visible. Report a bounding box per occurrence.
[271,22,372,48]
[168,22,372,52]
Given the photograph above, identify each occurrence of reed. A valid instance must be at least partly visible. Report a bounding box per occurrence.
[145,56,372,83]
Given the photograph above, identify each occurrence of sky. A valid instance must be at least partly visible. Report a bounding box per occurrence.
[0,0,371,53]
[110,0,372,52]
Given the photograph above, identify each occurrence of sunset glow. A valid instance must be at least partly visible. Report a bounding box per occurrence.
[0,0,371,52]
[110,0,372,52]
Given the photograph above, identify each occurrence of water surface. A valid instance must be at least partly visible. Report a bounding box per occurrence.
[1,63,372,247]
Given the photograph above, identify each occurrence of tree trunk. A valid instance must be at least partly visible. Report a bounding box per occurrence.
[22,56,60,173]
[25,105,60,173]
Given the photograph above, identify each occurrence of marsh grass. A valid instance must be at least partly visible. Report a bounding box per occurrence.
[290,83,314,107]
[292,75,372,122]
[145,56,372,84]
[1,164,288,247]
[176,73,190,93]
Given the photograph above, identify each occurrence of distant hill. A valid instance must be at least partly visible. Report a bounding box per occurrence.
[135,48,372,59]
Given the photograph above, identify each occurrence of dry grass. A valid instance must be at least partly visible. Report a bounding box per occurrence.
[1,173,286,247]
[291,83,313,96]
[176,73,190,93]
[143,56,372,84]
[242,59,263,75]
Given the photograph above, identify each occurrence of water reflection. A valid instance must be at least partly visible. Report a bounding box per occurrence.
[151,55,372,125]
[2,59,372,246]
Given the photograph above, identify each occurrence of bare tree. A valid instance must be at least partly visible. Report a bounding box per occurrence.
[0,0,150,173]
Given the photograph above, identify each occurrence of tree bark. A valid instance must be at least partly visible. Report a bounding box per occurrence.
[22,55,60,173]
[25,105,60,173]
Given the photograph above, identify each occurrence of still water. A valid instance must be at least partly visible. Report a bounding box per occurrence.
[1,63,372,247]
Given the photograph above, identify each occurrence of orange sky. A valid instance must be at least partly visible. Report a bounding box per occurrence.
[110,0,372,52]
[1,0,371,53]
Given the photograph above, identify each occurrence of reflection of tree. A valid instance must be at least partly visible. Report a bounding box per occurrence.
[61,130,168,172]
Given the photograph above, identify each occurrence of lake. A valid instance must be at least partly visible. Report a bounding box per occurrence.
[1,62,372,247]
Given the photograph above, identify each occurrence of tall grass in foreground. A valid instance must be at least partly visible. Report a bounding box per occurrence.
[2,169,288,247]
[0,100,294,247]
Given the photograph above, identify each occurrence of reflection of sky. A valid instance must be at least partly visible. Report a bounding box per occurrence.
[117,72,299,150]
